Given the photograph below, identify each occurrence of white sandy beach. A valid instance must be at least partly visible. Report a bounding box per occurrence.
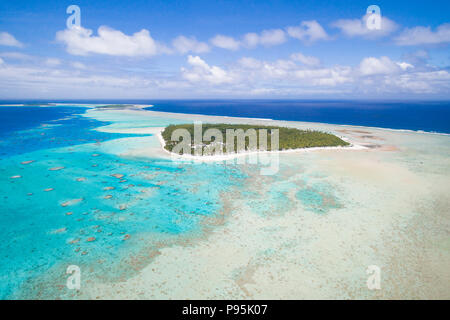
[155,128,368,162]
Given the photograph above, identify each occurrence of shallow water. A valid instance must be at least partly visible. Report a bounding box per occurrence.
[1,105,449,299]
[0,106,245,298]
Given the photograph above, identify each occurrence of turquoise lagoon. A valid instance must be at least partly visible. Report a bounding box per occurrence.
[0,106,246,298]
[0,105,353,299]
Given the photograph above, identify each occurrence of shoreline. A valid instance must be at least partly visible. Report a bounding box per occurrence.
[156,128,367,162]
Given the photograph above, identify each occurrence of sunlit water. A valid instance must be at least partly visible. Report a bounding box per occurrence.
[1,104,448,299]
[0,106,245,298]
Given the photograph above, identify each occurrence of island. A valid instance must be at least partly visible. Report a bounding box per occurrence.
[161,123,350,155]
[93,104,153,110]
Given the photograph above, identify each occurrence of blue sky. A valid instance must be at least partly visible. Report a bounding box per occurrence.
[0,0,449,99]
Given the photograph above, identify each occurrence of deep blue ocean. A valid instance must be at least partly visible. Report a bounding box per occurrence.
[0,106,148,158]
[3,100,448,133]
[147,100,450,134]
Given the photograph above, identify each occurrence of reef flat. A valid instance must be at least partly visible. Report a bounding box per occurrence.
[0,105,449,299]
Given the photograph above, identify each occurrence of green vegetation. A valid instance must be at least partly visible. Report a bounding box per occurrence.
[94,104,136,109]
[161,123,350,155]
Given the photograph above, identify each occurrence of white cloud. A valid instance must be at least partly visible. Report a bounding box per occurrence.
[286,20,329,43]
[258,59,296,78]
[0,63,158,99]
[178,54,449,96]
[202,54,450,95]
[395,23,450,46]
[212,29,287,51]
[56,26,168,56]
[383,70,450,93]
[235,55,351,87]
[0,32,23,47]
[45,58,62,67]
[242,33,259,48]
[0,57,4,65]
[238,57,263,69]
[397,62,414,71]
[290,52,321,67]
[172,36,210,54]
[243,29,286,48]
[1,52,448,98]
[359,56,402,75]
[210,35,240,51]
[181,55,234,84]
[71,62,86,69]
[332,14,398,38]
[293,66,353,86]
[359,56,414,77]
[253,29,287,47]
[402,50,429,66]
[0,52,33,60]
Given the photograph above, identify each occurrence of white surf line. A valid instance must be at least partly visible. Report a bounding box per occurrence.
[156,128,367,162]
[137,108,450,137]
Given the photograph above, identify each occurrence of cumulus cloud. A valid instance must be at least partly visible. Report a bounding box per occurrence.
[0,32,24,47]
[259,29,287,46]
[242,33,259,48]
[210,35,241,51]
[397,62,414,71]
[332,14,398,38]
[401,50,430,68]
[0,52,33,60]
[383,70,450,93]
[181,55,234,84]
[71,62,87,69]
[243,29,287,47]
[177,53,449,96]
[172,35,210,54]
[395,23,450,46]
[0,62,159,99]
[286,20,329,43]
[238,57,263,69]
[359,56,412,76]
[294,67,353,86]
[236,55,351,86]
[56,26,168,56]
[45,58,62,67]
[2,51,448,98]
[211,29,287,51]
[290,52,321,67]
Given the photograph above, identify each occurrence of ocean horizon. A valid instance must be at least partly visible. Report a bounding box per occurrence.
[1,100,450,134]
